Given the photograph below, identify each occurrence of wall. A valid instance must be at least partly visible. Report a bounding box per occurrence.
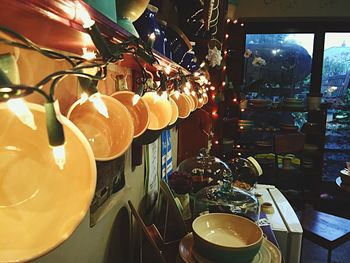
[0,44,179,263]
[235,0,350,18]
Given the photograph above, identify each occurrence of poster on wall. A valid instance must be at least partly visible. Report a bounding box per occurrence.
[90,155,125,226]
[144,139,160,215]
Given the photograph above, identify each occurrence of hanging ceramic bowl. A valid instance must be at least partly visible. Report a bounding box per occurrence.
[111,90,150,138]
[0,103,96,263]
[67,95,134,161]
[197,95,204,108]
[168,97,179,126]
[133,92,172,144]
[170,93,191,119]
[184,94,196,112]
[190,92,199,109]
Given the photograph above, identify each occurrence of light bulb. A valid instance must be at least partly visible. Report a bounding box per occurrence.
[165,65,171,75]
[132,94,141,106]
[89,93,109,118]
[82,47,96,60]
[191,91,196,96]
[199,97,203,103]
[148,33,156,48]
[52,145,66,170]
[161,91,168,100]
[183,86,190,96]
[174,90,180,99]
[7,98,37,130]
[194,72,200,77]
[79,92,89,104]
[200,62,206,68]
[75,1,95,28]
[185,81,191,89]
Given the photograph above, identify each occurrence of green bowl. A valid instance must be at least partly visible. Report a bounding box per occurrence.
[192,213,263,263]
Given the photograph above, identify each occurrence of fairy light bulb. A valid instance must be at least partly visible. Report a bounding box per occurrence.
[198,97,203,103]
[210,86,216,91]
[75,1,95,28]
[222,81,226,87]
[82,47,96,60]
[191,90,196,96]
[200,62,206,68]
[174,90,180,99]
[132,94,141,106]
[153,92,160,103]
[225,34,229,39]
[165,65,171,75]
[183,82,191,96]
[7,98,37,130]
[89,93,109,118]
[194,72,200,77]
[52,145,66,170]
[79,92,89,104]
[148,33,156,48]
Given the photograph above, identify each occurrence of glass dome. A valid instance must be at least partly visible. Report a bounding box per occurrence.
[193,183,260,222]
[226,156,263,191]
[177,148,232,193]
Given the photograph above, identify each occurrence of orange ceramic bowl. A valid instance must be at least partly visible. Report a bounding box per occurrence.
[111,90,150,138]
[142,92,172,130]
[197,95,204,108]
[190,92,199,109]
[67,95,134,161]
[170,93,191,119]
[0,103,96,263]
[168,98,179,126]
[203,93,209,104]
[184,94,195,112]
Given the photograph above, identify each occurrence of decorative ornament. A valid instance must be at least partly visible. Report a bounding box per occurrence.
[206,38,223,67]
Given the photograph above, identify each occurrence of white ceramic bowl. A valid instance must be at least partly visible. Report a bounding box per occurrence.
[192,213,263,263]
[67,94,134,161]
[0,103,96,262]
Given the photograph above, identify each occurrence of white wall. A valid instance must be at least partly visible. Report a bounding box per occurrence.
[235,0,350,18]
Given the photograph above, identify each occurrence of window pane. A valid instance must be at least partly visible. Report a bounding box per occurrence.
[322,33,350,182]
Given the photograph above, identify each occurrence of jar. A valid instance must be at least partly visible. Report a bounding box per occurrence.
[193,184,260,222]
[133,4,165,55]
[177,148,232,193]
[226,156,263,191]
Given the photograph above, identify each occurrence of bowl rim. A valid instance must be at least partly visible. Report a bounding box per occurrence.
[192,213,263,250]
[110,90,150,138]
[67,94,134,161]
[0,102,97,262]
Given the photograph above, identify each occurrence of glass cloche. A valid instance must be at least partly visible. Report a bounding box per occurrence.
[226,156,263,191]
[193,176,260,222]
[177,148,232,193]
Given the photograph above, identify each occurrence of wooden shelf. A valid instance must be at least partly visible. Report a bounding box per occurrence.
[0,0,189,75]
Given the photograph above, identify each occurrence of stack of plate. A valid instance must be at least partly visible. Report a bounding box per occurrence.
[179,233,281,263]
[250,99,272,108]
[238,120,254,130]
[282,98,304,109]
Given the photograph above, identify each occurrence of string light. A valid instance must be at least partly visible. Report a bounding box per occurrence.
[225,34,229,39]
[223,66,226,71]
[214,140,219,145]
[233,19,238,24]
[233,98,237,102]
[210,86,216,91]
[222,81,226,87]
[241,108,245,112]
[148,32,156,48]
[226,19,231,23]
[81,47,96,60]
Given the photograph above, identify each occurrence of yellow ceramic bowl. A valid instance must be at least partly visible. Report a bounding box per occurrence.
[111,90,150,138]
[0,103,96,263]
[168,98,179,126]
[142,92,172,130]
[197,96,204,108]
[190,92,199,109]
[203,93,209,105]
[67,95,134,161]
[170,93,191,119]
[192,213,263,263]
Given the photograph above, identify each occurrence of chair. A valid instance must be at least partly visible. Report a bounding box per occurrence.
[299,208,350,263]
[128,181,188,263]
[273,132,305,207]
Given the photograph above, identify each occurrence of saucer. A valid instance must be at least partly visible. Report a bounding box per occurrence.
[179,233,281,263]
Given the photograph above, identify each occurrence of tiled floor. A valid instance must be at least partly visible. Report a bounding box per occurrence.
[301,238,350,263]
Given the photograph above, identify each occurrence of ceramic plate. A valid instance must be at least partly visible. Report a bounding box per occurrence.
[179,233,281,263]
[0,103,96,262]
[340,169,349,176]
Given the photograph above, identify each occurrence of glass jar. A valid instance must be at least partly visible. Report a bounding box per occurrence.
[226,156,263,191]
[177,148,232,193]
[193,184,260,222]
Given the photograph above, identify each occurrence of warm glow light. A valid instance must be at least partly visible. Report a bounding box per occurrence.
[174,90,180,99]
[226,19,231,23]
[165,65,171,75]
[82,47,96,60]
[210,86,216,91]
[200,62,206,68]
[223,66,227,71]
[222,81,226,86]
[211,94,216,99]
[191,91,196,96]
[240,126,243,129]
[214,140,219,145]
[212,111,218,118]
[75,1,95,28]
[240,23,244,27]
[7,98,37,130]
[198,97,203,103]
[161,91,168,100]
[224,50,228,55]
[241,108,245,112]
[233,19,238,24]
[153,93,160,103]
[132,94,141,106]
[149,32,156,41]
[238,152,242,156]
[233,98,237,102]
[183,87,190,96]
[52,145,66,170]
[194,72,200,77]
[236,145,241,148]
[225,34,229,39]
[89,93,109,118]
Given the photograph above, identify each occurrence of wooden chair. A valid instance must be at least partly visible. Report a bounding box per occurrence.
[128,181,188,263]
[273,132,305,207]
[299,209,350,263]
